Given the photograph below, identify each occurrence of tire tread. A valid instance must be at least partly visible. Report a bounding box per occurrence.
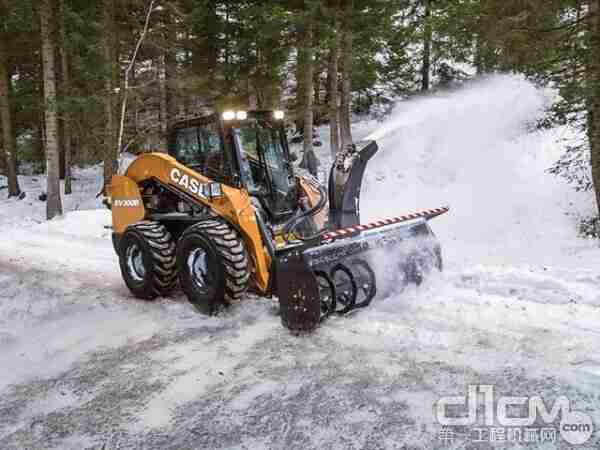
[179,219,250,306]
[122,221,178,298]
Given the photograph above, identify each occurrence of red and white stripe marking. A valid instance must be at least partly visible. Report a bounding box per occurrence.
[322,206,449,241]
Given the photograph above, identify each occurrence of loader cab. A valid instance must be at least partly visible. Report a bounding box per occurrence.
[168,110,299,223]
[168,114,240,187]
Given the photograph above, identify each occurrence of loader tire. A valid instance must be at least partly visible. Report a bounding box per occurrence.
[177,220,250,315]
[118,221,177,299]
[112,232,121,256]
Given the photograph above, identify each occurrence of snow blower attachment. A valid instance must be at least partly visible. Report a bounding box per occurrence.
[276,206,448,332]
[106,110,448,334]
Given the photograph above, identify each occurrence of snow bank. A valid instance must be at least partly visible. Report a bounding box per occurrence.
[361,75,597,267]
[0,165,104,229]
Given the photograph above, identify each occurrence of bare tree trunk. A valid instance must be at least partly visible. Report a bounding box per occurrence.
[302,12,318,177]
[248,72,259,109]
[328,1,341,158]
[165,35,177,127]
[339,0,354,149]
[40,0,62,219]
[102,0,117,189]
[574,0,583,80]
[589,0,600,214]
[36,115,45,172]
[421,0,432,91]
[58,0,72,194]
[295,42,307,134]
[117,0,155,155]
[224,2,231,84]
[159,7,176,149]
[207,0,218,81]
[258,44,279,109]
[0,31,20,197]
[159,54,168,149]
[474,33,483,75]
[313,50,321,107]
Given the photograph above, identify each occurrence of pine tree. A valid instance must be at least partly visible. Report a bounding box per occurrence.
[301,3,318,177]
[588,0,600,213]
[327,0,342,158]
[339,0,354,148]
[58,0,72,194]
[40,0,63,219]
[0,2,21,198]
[102,0,117,189]
[421,0,432,91]
[0,34,20,197]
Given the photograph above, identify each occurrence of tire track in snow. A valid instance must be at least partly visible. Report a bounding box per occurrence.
[2,257,600,449]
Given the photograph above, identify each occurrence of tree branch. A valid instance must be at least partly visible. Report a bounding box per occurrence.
[117,0,157,154]
[509,11,596,34]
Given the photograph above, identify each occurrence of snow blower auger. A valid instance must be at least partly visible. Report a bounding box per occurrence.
[106,110,448,333]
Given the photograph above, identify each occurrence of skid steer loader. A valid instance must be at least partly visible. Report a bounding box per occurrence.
[106,110,448,333]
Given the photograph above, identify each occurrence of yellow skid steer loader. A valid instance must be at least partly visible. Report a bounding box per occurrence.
[106,110,448,333]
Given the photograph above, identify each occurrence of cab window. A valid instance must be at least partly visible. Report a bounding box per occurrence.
[173,123,232,184]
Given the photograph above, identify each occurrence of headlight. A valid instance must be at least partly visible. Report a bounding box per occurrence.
[273,110,285,120]
[222,111,236,121]
[236,111,248,120]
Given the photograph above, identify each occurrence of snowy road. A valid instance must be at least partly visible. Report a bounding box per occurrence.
[2,76,600,449]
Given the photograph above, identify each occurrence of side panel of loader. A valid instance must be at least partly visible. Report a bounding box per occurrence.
[109,175,145,234]
[110,153,272,293]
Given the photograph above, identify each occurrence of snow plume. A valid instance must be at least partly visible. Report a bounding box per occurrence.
[365,75,548,143]
[361,74,594,268]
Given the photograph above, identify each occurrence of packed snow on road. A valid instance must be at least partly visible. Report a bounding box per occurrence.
[1,76,600,449]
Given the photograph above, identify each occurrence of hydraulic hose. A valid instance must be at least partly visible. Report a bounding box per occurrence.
[282,183,329,243]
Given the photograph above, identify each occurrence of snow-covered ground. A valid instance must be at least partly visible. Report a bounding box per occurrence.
[1,75,600,449]
[0,166,104,229]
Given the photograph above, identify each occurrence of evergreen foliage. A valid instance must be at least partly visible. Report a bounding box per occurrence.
[0,0,598,219]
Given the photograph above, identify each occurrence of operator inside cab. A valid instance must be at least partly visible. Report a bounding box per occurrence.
[168,110,299,223]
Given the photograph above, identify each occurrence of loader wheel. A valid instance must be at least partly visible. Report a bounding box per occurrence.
[112,232,121,256]
[177,220,250,315]
[118,221,177,299]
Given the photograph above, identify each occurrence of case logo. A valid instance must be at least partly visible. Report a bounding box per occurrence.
[170,168,206,197]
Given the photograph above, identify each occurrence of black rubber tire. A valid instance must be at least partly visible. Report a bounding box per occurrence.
[112,232,121,256]
[177,219,250,315]
[118,221,177,300]
[330,264,357,314]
